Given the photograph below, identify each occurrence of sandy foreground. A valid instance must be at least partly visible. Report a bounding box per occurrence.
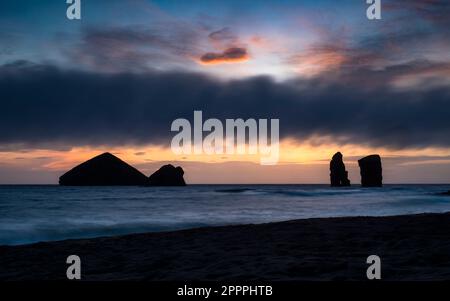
[1,212,450,281]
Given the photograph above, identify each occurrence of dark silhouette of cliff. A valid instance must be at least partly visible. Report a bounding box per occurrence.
[59,152,148,186]
[147,164,186,186]
[330,152,351,187]
[358,155,383,187]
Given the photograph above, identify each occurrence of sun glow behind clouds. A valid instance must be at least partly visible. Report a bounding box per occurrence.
[293,50,347,77]
[1,1,450,183]
[0,138,450,176]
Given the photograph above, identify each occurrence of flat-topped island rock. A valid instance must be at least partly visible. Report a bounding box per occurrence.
[358,154,383,187]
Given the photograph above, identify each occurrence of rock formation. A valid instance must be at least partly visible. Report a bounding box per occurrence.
[147,164,186,186]
[330,152,351,187]
[358,155,382,187]
[59,152,148,186]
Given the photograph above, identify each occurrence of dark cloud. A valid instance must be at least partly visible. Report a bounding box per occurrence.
[201,28,248,65]
[385,0,450,28]
[208,27,238,46]
[291,1,450,74]
[1,61,450,150]
[200,47,249,64]
[377,1,450,53]
[0,32,18,56]
[67,25,203,72]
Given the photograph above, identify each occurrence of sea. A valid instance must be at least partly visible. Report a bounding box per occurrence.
[1,184,450,245]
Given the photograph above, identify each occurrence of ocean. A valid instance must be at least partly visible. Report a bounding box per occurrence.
[1,184,449,245]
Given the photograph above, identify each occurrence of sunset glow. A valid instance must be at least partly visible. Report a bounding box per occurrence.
[1,0,450,184]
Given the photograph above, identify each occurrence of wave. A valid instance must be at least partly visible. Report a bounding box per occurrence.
[262,188,365,198]
[215,188,254,193]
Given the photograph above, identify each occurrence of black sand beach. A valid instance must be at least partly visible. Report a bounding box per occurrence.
[1,212,450,281]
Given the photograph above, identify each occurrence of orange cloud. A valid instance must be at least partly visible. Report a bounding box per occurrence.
[199,47,249,65]
[391,63,450,89]
[291,48,347,77]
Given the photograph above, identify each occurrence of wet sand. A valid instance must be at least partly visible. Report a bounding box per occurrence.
[1,212,450,281]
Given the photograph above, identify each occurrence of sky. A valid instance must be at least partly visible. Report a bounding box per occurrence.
[1,0,450,184]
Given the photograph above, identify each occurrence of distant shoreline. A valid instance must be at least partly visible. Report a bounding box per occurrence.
[1,212,450,280]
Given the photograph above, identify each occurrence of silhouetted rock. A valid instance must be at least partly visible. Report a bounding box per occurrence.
[358,155,382,187]
[147,164,186,186]
[330,152,351,187]
[438,190,450,196]
[59,152,148,186]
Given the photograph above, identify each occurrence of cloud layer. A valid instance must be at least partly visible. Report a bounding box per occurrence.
[1,61,450,150]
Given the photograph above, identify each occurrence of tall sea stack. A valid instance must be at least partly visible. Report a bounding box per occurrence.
[330,152,351,187]
[358,154,382,187]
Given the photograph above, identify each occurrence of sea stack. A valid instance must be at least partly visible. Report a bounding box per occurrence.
[59,152,148,186]
[147,164,186,186]
[358,155,382,187]
[330,152,351,187]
